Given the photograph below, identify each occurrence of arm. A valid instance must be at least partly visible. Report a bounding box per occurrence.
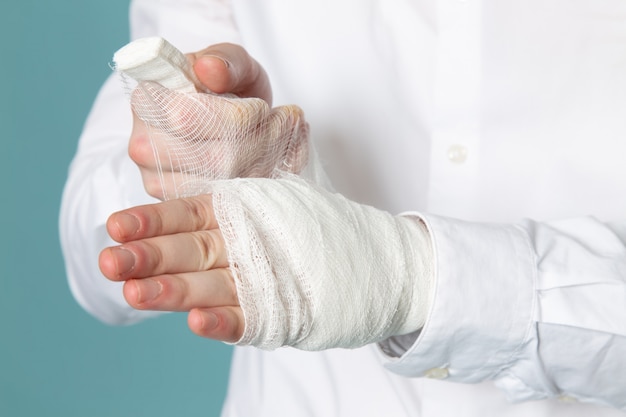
[99,176,434,348]
[98,183,626,410]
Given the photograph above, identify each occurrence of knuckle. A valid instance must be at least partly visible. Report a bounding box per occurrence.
[190,231,217,270]
[169,274,191,307]
[138,239,166,275]
[180,197,212,230]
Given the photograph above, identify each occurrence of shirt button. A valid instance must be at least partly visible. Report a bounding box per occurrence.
[447,144,468,164]
[424,367,450,379]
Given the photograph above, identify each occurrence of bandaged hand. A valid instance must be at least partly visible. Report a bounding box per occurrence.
[99,176,434,350]
[124,42,309,200]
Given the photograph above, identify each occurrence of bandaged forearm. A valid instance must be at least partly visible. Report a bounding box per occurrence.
[211,176,434,350]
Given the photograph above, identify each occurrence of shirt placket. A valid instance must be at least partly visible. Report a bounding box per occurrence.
[428,0,483,216]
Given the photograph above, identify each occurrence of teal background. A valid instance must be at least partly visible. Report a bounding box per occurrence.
[1,2,232,416]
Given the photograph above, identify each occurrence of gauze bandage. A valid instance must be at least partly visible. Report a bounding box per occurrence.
[113,37,204,93]
[113,37,316,199]
[212,177,434,350]
[113,38,434,350]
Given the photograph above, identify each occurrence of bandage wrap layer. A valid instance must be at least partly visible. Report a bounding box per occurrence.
[113,36,202,93]
[212,177,433,350]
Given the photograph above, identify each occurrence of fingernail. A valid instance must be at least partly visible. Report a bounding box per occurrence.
[199,54,230,69]
[137,279,162,304]
[113,247,135,275]
[202,311,218,331]
[115,213,140,238]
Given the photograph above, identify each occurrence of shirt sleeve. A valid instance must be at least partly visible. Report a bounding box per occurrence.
[379,214,626,411]
[59,0,241,325]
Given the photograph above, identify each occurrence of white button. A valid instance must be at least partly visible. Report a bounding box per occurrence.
[447,144,468,164]
[424,367,449,379]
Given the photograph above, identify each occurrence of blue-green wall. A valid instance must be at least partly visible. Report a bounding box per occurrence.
[1,2,232,416]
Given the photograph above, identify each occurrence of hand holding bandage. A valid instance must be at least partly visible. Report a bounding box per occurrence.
[129,83,309,199]
[116,38,309,200]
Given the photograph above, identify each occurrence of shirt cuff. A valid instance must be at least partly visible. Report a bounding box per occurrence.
[380,214,536,383]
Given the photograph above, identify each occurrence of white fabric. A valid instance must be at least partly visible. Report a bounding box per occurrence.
[210,177,433,350]
[113,37,201,93]
[59,0,626,415]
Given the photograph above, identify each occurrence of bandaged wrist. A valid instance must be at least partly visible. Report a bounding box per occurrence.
[212,176,434,350]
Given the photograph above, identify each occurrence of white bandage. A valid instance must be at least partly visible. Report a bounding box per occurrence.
[211,176,434,350]
[113,36,202,93]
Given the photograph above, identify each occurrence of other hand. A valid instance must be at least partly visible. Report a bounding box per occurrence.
[128,43,309,200]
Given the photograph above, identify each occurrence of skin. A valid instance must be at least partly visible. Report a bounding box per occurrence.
[99,194,246,342]
[100,43,271,342]
[129,43,273,199]
[188,43,272,104]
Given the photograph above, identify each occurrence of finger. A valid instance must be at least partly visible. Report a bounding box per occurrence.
[131,81,213,137]
[266,105,310,175]
[129,110,173,171]
[187,43,272,104]
[129,112,175,199]
[188,306,245,343]
[128,122,192,200]
[122,268,238,311]
[132,82,269,138]
[129,82,275,193]
[106,195,218,243]
[129,110,152,166]
[100,229,228,281]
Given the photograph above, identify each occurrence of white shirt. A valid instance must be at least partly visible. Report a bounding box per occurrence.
[60,0,626,415]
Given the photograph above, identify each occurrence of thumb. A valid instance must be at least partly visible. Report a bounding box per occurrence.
[187,43,273,105]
